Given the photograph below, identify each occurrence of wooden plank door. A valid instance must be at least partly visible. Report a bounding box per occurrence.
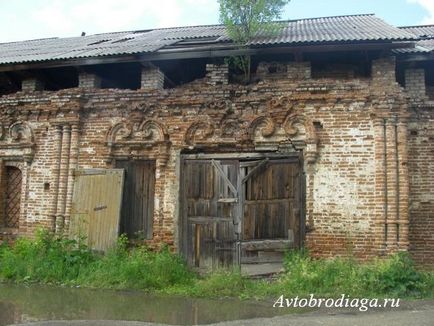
[115,160,155,239]
[242,158,301,263]
[181,159,238,269]
[69,169,124,252]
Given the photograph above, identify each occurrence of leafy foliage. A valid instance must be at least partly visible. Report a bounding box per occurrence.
[0,229,94,283]
[219,0,289,43]
[0,230,193,290]
[218,0,290,81]
[280,250,430,298]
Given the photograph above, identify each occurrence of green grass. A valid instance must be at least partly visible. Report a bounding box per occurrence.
[0,231,194,291]
[1,230,433,299]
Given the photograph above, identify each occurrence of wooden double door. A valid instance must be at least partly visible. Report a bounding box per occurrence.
[180,154,304,270]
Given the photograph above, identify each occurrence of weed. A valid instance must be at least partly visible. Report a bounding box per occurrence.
[1,234,433,299]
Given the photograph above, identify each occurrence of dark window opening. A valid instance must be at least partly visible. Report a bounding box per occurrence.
[396,64,406,88]
[425,61,434,100]
[306,51,371,79]
[1,67,79,95]
[91,62,141,90]
[0,72,21,96]
[38,67,79,91]
[158,58,208,88]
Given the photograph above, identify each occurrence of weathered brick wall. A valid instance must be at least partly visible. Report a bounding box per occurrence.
[405,69,427,100]
[408,106,434,267]
[0,57,432,265]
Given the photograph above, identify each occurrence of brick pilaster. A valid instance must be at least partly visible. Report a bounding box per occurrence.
[79,72,101,88]
[206,64,228,86]
[141,66,164,90]
[21,78,45,92]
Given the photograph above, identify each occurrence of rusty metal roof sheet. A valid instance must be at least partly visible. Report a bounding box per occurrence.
[0,14,417,66]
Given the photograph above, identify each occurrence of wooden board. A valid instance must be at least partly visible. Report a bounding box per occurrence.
[70,169,124,252]
[115,160,155,239]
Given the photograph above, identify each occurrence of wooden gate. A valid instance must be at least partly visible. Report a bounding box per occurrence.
[115,160,156,239]
[180,154,303,270]
[242,159,301,266]
[70,169,124,251]
[4,166,22,228]
[181,160,238,269]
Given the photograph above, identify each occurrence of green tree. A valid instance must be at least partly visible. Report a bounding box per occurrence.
[218,0,290,82]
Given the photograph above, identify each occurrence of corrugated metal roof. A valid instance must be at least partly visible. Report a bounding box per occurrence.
[0,14,417,66]
[399,25,434,38]
[250,14,415,45]
[398,25,434,53]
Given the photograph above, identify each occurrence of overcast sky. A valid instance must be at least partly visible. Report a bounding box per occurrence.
[0,0,433,43]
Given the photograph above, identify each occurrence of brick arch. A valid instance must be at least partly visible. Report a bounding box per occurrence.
[283,112,318,164]
[9,121,34,143]
[106,120,132,145]
[184,119,215,146]
[139,119,169,142]
[246,116,276,141]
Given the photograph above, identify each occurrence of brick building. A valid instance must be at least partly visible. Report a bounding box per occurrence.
[0,14,433,270]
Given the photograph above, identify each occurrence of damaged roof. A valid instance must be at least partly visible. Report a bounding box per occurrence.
[0,14,418,66]
[397,25,434,53]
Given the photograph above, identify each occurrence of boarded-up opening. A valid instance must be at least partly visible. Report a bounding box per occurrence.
[70,169,124,252]
[3,166,22,229]
[115,160,156,239]
[180,153,304,273]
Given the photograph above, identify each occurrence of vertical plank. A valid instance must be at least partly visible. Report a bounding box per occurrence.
[195,224,200,267]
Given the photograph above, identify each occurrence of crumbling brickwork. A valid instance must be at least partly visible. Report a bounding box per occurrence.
[206,64,229,85]
[405,69,427,100]
[0,57,432,266]
[408,105,434,267]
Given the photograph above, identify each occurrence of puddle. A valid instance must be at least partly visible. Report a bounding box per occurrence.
[0,284,296,325]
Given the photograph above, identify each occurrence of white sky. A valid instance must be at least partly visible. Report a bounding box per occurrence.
[0,0,433,43]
